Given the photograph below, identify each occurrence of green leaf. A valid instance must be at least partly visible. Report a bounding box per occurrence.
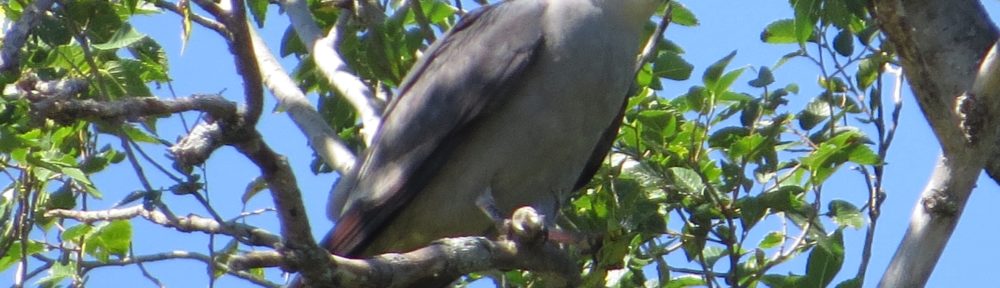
[797,97,832,130]
[713,67,746,96]
[803,229,845,287]
[92,23,147,50]
[741,100,762,127]
[856,56,880,89]
[101,59,154,99]
[748,66,775,88]
[0,241,45,270]
[120,125,162,144]
[761,19,798,44]
[833,29,854,57]
[731,134,766,162]
[702,246,728,267]
[738,196,765,229]
[37,260,77,287]
[243,176,269,204]
[759,231,784,249]
[828,200,864,229]
[791,0,820,45]
[703,51,738,90]
[48,45,88,73]
[762,274,804,288]
[680,86,707,113]
[708,126,750,149]
[86,220,132,262]
[669,167,705,194]
[247,0,268,27]
[653,52,694,81]
[759,185,805,213]
[848,145,879,165]
[668,2,699,27]
[664,275,706,288]
[681,221,709,262]
[61,167,92,186]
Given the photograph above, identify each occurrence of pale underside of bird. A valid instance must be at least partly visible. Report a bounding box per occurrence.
[322,0,660,259]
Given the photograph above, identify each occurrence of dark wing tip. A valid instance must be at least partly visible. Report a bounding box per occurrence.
[321,208,370,257]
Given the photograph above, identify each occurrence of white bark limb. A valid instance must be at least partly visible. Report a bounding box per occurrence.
[249,29,356,173]
[314,16,383,144]
[281,0,383,145]
[880,41,1000,287]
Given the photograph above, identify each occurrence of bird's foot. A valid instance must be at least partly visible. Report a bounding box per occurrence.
[474,189,549,245]
[506,206,548,245]
[475,187,508,230]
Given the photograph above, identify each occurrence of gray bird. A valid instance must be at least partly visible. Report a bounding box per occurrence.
[311,0,660,284]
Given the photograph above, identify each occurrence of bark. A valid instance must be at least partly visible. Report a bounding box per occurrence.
[874,0,1000,286]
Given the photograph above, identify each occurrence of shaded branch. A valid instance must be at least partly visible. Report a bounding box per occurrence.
[27,83,333,286]
[153,0,229,37]
[0,0,55,74]
[29,94,235,124]
[233,236,580,288]
[46,205,281,247]
[230,132,336,287]
[219,0,266,126]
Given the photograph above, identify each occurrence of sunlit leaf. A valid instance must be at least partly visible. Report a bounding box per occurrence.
[828,200,864,229]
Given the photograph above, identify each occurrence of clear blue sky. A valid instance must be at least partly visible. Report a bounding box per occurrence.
[5,1,1000,287]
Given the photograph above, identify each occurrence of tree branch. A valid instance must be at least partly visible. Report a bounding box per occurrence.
[46,205,281,248]
[28,94,235,124]
[217,0,265,126]
[874,0,1000,286]
[72,251,280,287]
[230,133,335,287]
[249,28,356,173]
[280,0,383,144]
[234,236,580,288]
[0,0,55,74]
[314,14,383,144]
[26,83,334,286]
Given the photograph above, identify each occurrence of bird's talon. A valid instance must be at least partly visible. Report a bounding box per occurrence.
[510,206,547,244]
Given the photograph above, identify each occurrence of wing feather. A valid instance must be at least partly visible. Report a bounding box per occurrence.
[324,0,548,256]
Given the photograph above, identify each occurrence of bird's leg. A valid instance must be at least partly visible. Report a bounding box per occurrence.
[475,187,549,244]
[475,187,507,231]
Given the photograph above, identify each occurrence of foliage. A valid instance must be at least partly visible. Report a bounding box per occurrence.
[0,0,898,287]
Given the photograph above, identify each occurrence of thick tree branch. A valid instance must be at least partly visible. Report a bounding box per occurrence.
[874,0,1000,286]
[249,28,356,173]
[46,205,281,247]
[0,0,55,74]
[219,0,265,126]
[280,0,383,144]
[235,236,580,287]
[29,94,235,124]
[314,14,383,144]
[231,133,336,287]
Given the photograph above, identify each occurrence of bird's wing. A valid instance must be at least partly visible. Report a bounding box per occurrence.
[324,1,548,256]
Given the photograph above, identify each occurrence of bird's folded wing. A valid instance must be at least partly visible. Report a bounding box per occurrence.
[325,1,548,256]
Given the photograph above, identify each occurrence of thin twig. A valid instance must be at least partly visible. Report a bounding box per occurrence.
[46,205,282,247]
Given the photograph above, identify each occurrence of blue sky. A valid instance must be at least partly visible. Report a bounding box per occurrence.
[5,0,1000,287]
